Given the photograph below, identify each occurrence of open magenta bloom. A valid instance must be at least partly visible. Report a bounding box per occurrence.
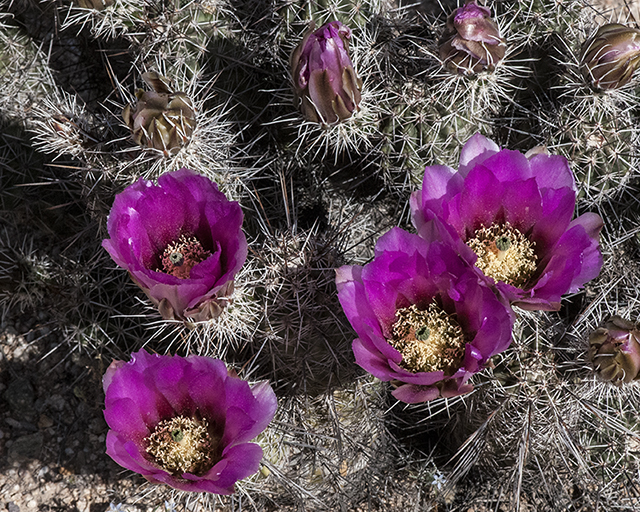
[336,226,514,403]
[102,169,248,322]
[103,349,277,494]
[290,20,363,125]
[410,133,603,311]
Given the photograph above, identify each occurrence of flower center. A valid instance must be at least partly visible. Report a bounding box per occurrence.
[466,223,537,288]
[390,303,466,375]
[145,416,217,476]
[160,235,211,279]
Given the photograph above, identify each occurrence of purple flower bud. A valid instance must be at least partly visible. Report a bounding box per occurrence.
[102,169,248,322]
[580,23,640,90]
[589,316,640,383]
[438,0,506,75]
[336,224,514,403]
[290,21,363,125]
[103,349,277,493]
[122,72,196,156]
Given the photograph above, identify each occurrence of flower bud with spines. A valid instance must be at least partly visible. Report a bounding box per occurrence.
[589,315,640,383]
[122,72,196,156]
[580,23,640,90]
[290,20,363,126]
[438,0,506,76]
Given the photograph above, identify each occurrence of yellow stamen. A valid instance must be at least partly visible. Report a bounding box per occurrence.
[390,303,466,375]
[466,223,537,288]
[145,416,216,476]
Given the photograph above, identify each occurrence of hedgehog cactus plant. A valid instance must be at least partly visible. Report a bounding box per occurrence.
[3,0,640,510]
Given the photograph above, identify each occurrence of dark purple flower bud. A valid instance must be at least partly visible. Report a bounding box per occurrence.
[102,169,248,322]
[103,349,277,493]
[336,225,514,403]
[290,21,363,125]
[438,0,506,75]
[580,23,640,90]
[410,134,603,311]
[589,316,640,383]
[122,72,196,156]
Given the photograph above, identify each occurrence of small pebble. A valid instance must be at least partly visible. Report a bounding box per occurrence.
[46,395,66,412]
[38,415,54,429]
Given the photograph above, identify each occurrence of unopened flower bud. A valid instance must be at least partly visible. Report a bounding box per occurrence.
[290,21,363,125]
[580,23,640,90]
[438,0,506,75]
[122,72,196,156]
[588,316,640,383]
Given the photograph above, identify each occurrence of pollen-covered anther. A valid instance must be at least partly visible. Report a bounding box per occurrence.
[390,303,465,375]
[145,416,215,476]
[160,235,211,279]
[466,223,537,287]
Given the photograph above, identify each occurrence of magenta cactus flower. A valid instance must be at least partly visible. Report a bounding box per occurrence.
[336,225,514,403]
[103,349,277,494]
[410,133,603,311]
[290,20,363,125]
[102,169,248,322]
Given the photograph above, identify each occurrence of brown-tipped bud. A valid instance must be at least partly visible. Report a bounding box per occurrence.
[290,21,363,125]
[589,316,640,383]
[438,0,506,75]
[122,72,196,156]
[580,23,640,90]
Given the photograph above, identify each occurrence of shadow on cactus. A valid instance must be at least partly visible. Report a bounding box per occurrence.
[246,227,359,395]
[0,119,145,354]
[7,0,133,108]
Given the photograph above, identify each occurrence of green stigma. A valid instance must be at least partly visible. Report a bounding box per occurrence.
[416,326,430,341]
[169,252,184,266]
[390,303,466,375]
[495,235,511,251]
[466,223,537,288]
[160,234,211,279]
[145,416,217,476]
[171,429,184,442]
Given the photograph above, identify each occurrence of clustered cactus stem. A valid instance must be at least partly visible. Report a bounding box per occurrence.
[2,0,640,510]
